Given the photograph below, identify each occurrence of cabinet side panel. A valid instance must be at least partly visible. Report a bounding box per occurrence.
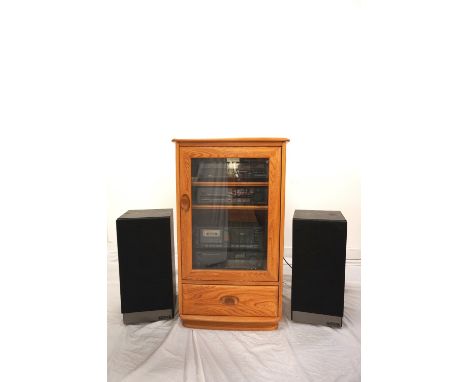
[175,143,183,314]
[266,147,281,283]
[278,142,287,319]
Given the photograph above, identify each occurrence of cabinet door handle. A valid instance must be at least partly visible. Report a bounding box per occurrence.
[180,194,191,211]
[220,295,239,305]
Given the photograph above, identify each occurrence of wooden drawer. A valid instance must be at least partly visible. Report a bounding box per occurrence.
[182,284,278,317]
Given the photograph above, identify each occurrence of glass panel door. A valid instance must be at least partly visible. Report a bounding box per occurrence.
[178,146,281,282]
[191,158,269,270]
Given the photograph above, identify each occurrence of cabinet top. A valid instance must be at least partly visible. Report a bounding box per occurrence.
[172,137,289,146]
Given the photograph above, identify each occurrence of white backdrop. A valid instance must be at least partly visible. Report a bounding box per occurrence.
[4,1,468,380]
[105,2,362,258]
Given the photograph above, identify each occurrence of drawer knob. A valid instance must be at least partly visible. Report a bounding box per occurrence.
[220,295,239,305]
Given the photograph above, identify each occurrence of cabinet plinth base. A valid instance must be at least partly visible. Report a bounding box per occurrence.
[180,314,280,331]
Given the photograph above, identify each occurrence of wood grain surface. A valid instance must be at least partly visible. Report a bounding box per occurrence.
[179,146,281,282]
[172,138,289,147]
[278,142,287,318]
[180,314,280,331]
[182,284,278,317]
[173,139,288,330]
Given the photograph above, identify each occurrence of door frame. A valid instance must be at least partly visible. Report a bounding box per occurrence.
[178,146,281,282]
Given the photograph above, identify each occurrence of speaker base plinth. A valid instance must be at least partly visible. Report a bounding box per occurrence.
[291,311,342,327]
[123,309,173,325]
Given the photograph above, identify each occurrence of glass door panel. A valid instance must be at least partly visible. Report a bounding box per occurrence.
[191,158,269,271]
[192,158,269,182]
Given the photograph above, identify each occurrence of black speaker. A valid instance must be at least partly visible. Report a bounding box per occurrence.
[116,209,176,325]
[291,210,347,327]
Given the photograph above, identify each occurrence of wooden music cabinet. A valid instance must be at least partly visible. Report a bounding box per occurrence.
[173,138,289,330]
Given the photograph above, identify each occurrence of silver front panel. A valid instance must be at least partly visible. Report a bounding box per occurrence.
[123,309,173,325]
[292,311,342,327]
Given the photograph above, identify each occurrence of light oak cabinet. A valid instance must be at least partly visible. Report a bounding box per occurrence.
[173,138,288,330]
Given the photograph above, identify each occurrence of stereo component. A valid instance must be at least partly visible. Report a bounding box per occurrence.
[193,250,265,270]
[193,186,268,206]
[192,251,228,267]
[192,158,269,182]
[194,226,264,250]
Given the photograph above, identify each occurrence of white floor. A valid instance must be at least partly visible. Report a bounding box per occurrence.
[108,253,361,382]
